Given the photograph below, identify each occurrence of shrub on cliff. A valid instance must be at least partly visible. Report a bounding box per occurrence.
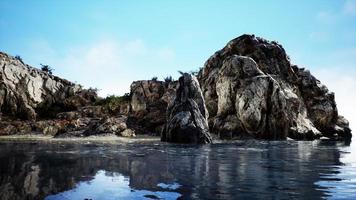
[96,93,130,114]
[15,55,24,63]
[164,76,173,83]
[40,64,54,75]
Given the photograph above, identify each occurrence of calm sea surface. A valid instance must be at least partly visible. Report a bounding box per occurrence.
[0,139,355,200]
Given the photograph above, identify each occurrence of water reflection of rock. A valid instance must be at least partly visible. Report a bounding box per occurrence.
[0,142,177,200]
[0,141,346,200]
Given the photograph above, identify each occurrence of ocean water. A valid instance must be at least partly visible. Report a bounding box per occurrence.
[0,139,355,200]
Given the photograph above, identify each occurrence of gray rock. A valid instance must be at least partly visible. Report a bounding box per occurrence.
[198,34,351,140]
[0,52,90,120]
[129,80,178,134]
[83,116,135,137]
[162,73,213,144]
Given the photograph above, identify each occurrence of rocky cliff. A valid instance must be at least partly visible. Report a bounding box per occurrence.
[0,52,135,137]
[0,34,352,141]
[0,52,83,120]
[128,80,178,134]
[198,34,351,140]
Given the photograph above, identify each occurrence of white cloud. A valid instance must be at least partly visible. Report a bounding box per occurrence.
[56,40,123,96]
[25,38,176,97]
[344,0,356,15]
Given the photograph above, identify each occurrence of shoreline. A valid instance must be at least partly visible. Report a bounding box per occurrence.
[0,134,161,143]
[0,134,350,145]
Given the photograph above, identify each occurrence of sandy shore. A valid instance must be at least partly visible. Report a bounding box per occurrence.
[0,134,161,144]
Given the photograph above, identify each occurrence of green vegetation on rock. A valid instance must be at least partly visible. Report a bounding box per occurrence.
[96,93,131,114]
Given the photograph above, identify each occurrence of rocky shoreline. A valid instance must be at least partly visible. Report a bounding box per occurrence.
[0,34,352,143]
[0,134,160,144]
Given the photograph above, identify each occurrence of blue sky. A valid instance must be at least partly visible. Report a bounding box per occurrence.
[1,0,356,127]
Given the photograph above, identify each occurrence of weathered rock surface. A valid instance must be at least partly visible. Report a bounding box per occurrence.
[198,34,351,140]
[129,80,178,134]
[0,52,135,137]
[0,52,88,119]
[162,73,213,144]
[0,34,352,141]
[83,116,136,137]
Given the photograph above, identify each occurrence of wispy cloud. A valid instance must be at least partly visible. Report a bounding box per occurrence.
[25,38,176,97]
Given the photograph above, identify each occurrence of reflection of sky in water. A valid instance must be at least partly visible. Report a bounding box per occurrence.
[314,141,356,200]
[45,170,181,200]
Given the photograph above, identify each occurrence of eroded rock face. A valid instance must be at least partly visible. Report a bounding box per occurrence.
[0,52,136,137]
[129,80,178,134]
[84,116,136,137]
[162,73,213,144]
[198,34,351,140]
[0,52,87,120]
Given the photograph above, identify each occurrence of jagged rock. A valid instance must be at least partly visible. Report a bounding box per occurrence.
[33,120,69,135]
[120,129,136,137]
[0,35,351,141]
[56,106,109,121]
[62,89,99,110]
[83,116,135,137]
[0,52,95,120]
[162,73,213,144]
[56,111,81,120]
[130,80,165,113]
[198,34,351,140]
[0,119,33,135]
[129,80,178,134]
[0,123,17,135]
[43,126,59,136]
[118,101,131,115]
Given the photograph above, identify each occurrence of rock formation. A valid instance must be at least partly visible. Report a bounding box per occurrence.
[0,34,352,141]
[162,73,213,144]
[0,52,85,120]
[129,80,178,134]
[83,115,135,137]
[198,34,351,140]
[0,52,135,137]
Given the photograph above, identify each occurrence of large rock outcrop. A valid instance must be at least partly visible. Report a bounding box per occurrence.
[0,52,85,120]
[129,80,178,134]
[0,34,352,141]
[198,34,351,140]
[0,52,135,137]
[162,73,213,144]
